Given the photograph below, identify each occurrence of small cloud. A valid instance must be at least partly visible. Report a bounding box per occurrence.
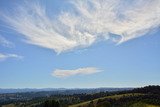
[0,35,14,48]
[0,53,23,61]
[52,67,102,78]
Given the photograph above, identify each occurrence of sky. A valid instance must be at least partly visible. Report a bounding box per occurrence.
[0,0,160,88]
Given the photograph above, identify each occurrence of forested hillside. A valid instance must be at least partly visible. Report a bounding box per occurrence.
[1,86,160,107]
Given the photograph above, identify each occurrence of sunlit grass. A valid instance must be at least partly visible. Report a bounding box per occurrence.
[130,102,160,107]
[69,93,144,107]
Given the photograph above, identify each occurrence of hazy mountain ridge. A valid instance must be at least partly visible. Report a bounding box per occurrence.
[0,88,133,94]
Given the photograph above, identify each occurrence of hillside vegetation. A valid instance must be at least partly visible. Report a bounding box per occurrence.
[69,86,160,107]
[1,85,160,107]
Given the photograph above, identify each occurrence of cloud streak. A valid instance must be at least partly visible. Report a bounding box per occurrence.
[52,67,101,78]
[0,35,14,47]
[1,0,160,53]
[0,53,23,61]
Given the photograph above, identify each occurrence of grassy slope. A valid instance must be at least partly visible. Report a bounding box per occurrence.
[2,93,160,107]
[130,102,160,107]
[2,104,16,107]
[70,93,160,107]
[69,93,144,107]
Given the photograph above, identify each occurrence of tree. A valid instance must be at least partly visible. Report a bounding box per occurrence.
[41,100,60,107]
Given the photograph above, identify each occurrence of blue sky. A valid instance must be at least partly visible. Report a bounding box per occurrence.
[0,0,160,88]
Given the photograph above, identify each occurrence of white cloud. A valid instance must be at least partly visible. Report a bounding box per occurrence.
[0,35,14,47]
[52,67,101,78]
[0,53,23,61]
[1,0,160,53]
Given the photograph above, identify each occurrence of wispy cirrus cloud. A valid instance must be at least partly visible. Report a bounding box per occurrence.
[0,53,23,61]
[1,0,160,53]
[52,67,101,78]
[0,35,14,48]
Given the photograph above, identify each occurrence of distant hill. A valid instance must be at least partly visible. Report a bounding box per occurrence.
[131,85,160,94]
[0,87,132,94]
[0,88,64,94]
